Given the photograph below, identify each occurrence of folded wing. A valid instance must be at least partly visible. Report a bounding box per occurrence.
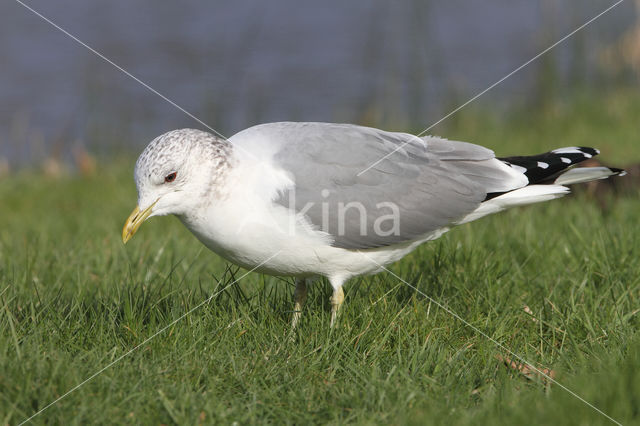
[233,122,526,249]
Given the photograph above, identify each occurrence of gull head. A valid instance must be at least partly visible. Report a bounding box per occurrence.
[122,128,232,243]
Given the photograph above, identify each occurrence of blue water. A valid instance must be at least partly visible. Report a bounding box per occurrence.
[0,0,634,163]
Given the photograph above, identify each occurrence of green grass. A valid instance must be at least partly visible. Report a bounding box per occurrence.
[1,93,639,425]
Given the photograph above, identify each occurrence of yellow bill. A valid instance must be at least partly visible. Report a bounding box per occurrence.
[122,201,156,244]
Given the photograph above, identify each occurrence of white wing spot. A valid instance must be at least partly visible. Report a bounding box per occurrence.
[537,161,549,169]
[560,157,571,164]
[552,147,582,155]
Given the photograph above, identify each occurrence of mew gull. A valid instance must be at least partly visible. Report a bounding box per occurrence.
[122,122,623,327]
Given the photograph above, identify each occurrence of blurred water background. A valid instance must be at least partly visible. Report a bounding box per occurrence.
[1,0,639,169]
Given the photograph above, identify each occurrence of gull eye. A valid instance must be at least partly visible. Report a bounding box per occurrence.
[164,172,177,183]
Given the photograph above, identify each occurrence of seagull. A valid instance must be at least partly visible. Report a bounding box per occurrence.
[122,122,624,327]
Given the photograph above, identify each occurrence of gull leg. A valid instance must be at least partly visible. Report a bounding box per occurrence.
[329,286,345,328]
[291,278,308,329]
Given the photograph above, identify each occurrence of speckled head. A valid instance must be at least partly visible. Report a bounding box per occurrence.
[132,128,233,218]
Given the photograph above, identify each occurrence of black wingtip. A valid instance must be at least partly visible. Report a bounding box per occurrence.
[610,167,626,177]
[499,147,606,185]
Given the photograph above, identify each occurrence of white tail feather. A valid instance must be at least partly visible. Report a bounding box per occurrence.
[554,167,620,185]
[456,185,570,225]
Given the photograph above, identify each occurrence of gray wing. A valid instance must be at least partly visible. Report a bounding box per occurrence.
[235,122,518,249]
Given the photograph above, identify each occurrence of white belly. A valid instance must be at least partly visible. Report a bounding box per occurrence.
[178,194,449,282]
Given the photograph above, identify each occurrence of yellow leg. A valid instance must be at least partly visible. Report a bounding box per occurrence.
[291,278,308,329]
[330,286,344,328]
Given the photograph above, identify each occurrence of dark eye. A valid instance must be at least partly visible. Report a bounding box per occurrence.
[164,172,177,183]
